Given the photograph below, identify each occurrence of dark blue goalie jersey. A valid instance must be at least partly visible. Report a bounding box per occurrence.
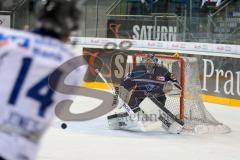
[121,64,179,96]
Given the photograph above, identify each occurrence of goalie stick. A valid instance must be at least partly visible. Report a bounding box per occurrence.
[95,69,136,116]
[148,95,184,133]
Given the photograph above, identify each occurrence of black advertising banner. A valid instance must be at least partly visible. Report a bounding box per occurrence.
[83,47,240,100]
[107,18,177,41]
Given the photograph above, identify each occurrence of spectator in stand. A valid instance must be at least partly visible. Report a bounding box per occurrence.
[140,0,168,14]
[140,0,154,14]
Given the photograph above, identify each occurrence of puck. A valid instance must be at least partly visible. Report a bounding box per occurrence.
[61,123,67,129]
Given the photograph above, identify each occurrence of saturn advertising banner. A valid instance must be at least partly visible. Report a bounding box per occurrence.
[107,18,178,41]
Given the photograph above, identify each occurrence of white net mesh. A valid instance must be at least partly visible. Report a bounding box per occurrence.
[133,54,231,134]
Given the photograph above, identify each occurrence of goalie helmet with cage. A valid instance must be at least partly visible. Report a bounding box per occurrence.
[36,0,83,37]
[140,54,159,72]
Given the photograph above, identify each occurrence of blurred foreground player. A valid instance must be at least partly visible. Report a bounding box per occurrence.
[108,54,184,133]
[0,0,85,160]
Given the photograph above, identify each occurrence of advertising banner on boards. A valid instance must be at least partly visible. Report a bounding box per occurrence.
[83,47,240,100]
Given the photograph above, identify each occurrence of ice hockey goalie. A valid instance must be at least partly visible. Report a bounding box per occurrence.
[107,54,184,134]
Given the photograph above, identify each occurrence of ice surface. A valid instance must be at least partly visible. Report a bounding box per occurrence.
[38,101,240,160]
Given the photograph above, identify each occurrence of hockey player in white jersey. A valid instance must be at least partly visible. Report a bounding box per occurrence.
[0,0,85,160]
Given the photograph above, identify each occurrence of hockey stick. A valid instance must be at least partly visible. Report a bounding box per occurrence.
[95,69,136,116]
[95,69,115,93]
[148,95,184,127]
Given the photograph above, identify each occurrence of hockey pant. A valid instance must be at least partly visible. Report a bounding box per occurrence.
[128,92,166,110]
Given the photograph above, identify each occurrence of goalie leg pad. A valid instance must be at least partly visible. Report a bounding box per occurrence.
[149,96,184,134]
[107,112,128,130]
[107,108,146,131]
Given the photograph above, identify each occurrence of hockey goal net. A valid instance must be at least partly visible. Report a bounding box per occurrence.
[132,53,231,134]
